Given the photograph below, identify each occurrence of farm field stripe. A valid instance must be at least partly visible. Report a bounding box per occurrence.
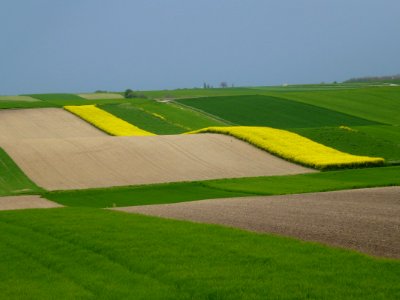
[114,186,400,259]
[77,93,124,100]
[190,126,384,169]
[0,108,106,140]
[176,94,379,128]
[64,103,385,170]
[0,95,40,102]
[0,134,314,190]
[64,105,155,136]
[0,195,62,211]
[44,166,400,208]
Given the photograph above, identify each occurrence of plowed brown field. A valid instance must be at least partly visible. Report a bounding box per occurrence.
[114,186,400,258]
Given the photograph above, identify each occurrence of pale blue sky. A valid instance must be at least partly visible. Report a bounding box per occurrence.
[1,0,399,94]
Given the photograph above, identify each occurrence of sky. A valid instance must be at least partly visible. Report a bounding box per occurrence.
[1,0,400,94]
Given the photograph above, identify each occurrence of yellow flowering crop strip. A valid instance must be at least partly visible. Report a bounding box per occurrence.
[189,126,384,170]
[64,105,155,136]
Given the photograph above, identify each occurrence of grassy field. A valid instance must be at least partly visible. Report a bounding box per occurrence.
[45,166,400,208]
[354,125,400,144]
[0,208,399,300]
[0,148,43,196]
[176,95,379,128]
[0,100,56,110]
[27,93,126,107]
[100,103,186,134]
[268,86,400,125]
[128,99,228,130]
[139,87,262,99]
[291,126,400,163]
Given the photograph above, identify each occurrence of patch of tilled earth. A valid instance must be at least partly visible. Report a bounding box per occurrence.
[114,186,400,259]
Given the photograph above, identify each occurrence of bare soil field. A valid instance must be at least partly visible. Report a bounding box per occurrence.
[0,195,62,211]
[115,186,400,258]
[0,108,106,140]
[78,93,124,99]
[0,134,314,190]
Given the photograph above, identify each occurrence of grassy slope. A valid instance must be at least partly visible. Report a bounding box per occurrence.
[28,93,127,107]
[0,101,56,109]
[176,95,378,128]
[45,166,400,208]
[291,127,400,163]
[100,103,186,134]
[139,87,261,98]
[45,183,249,208]
[130,99,228,131]
[267,86,400,125]
[0,208,399,299]
[354,125,400,144]
[0,148,43,196]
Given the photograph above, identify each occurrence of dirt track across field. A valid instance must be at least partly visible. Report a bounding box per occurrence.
[0,108,106,140]
[0,195,62,211]
[114,186,400,259]
[0,134,314,190]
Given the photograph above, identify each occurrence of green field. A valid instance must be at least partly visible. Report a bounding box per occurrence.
[45,166,400,208]
[100,103,187,134]
[139,87,262,99]
[0,148,43,196]
[29,93,86,103]
[0,99,56,109]
[354,125,400,144]
[0,208,398,299]
[26,93,126,107]
[268,86,400,125]
[176,95,379,128]
[291,126,400,163]
[127,99,227,129]
[1,84,400,298]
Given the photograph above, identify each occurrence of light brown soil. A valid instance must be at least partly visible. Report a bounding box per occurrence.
[0,95,39,102]
[0,195,62,211]
[0,134,314,190]
[0,108,106,140]
[114,186,400,259]
[78,93,123,99]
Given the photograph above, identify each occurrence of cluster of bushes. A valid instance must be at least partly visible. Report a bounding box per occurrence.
[124,89,147,99]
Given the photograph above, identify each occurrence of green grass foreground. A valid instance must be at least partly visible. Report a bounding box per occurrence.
[0,208,399,299]
[0,148,43,196]
[45,166,400,208]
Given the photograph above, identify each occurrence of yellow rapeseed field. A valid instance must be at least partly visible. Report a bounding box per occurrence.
[64,105,155,136]
[62,106,384,169]
[189,126,384,169]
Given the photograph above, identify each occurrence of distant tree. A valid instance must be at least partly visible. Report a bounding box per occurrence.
[220,82,228,88]
[203,82,207,89]
[95,90,108,93]
[124,89,135,98]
